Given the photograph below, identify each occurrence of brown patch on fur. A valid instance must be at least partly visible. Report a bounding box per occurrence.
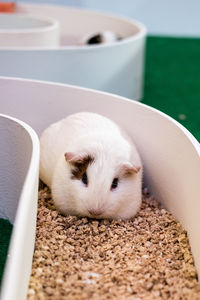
[70,155,94,180]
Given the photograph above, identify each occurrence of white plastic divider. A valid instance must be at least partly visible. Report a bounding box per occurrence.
[0,2,146,100]
[0,114,40,300]
[0,77,199,299]
[0,13,60,48]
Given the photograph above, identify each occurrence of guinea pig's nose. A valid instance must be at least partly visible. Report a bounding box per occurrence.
[88,209,103,216]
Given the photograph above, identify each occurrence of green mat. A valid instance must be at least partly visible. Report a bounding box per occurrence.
[0,218,12,285]
[142,36,200,142]
[0,35,199,286]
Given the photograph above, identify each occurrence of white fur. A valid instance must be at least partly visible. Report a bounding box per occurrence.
[99,31,120,43]
[40,112,143,219]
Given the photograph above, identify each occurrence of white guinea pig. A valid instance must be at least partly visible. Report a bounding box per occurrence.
[40,112,142,220]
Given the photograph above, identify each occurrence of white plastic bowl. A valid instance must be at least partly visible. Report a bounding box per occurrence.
[0,14,60,48]
[0,77,199,300]
[0,2,146,100]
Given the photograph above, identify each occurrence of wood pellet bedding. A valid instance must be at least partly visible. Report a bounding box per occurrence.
[27,187,200,299]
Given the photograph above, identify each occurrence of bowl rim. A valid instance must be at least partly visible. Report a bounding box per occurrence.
[0,13,59,34]
[0,3,147,51]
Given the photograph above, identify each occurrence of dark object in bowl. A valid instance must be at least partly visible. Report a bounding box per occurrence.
[85,31,121,45]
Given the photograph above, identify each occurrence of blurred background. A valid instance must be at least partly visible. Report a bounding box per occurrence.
[10,0,200,142]
[20,0,200,37]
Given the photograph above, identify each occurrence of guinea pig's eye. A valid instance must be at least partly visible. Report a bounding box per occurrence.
[81,172,88,186]
[111,178,119,190]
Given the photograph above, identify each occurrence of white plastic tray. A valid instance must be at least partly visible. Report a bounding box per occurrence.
[0,113,40,300]
[0,77,199,300]
[0,2,146,100]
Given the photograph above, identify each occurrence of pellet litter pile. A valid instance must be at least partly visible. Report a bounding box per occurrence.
[27,187,200,300]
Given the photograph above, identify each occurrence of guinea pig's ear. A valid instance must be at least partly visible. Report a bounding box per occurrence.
[64,152,82,163]
[119,162,141,177]
[64,152,94,180]
[64,152,94,164]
